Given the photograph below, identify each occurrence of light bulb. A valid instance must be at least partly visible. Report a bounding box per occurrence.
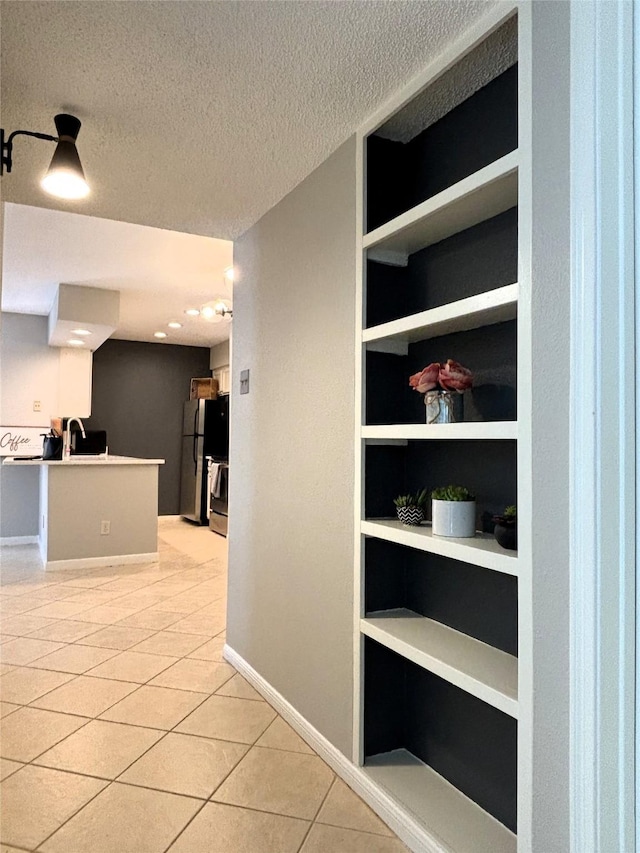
[224,266,235,282]
[201,305,215,320]
[41,169,90,200]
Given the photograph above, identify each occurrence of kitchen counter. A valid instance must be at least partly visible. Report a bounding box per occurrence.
[3,455,164,466]
[5,454,164,571]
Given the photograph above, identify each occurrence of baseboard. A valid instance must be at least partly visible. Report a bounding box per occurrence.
[0,535,38,546]
[223,644,442,853]
[45,552,159,572]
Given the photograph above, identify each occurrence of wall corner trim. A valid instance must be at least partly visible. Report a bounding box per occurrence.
[224,644,448,853]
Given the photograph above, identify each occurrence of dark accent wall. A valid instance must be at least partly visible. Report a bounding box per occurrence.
[364,639,518,832]
[365,538,517,655]
[365,440,517,529]
[366,65,518,232]
[85,340,211,515]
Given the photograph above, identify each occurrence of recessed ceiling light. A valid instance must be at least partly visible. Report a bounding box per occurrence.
[184,308,200,317]
[168,322,182,329]
[72,328,91,336]
[67,339,84,346]
[154,331,167,339]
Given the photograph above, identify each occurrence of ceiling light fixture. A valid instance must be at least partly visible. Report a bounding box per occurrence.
[184,308,200,317]
[224,266,235,282]
[1,113,89,200]
[72,328,92,336]
[214,299,233,319]
[154,331,167,339]
[67,339,85,346]
[168,322,182,329]
[200,299,233,322]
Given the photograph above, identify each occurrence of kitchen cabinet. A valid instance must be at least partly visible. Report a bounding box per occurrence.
[3,455,163,570]
[213,365,230,395]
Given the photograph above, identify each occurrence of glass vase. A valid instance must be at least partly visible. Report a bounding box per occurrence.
[424,390,463,424]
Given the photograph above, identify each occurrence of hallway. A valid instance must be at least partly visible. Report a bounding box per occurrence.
[0,518,405,852]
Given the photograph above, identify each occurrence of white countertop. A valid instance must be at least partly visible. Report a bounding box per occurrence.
[3,454,165,467]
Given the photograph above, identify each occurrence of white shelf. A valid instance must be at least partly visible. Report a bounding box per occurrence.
[363,151,518,261]
[364,749,516,853]
[363,283,518,347]
[361,519,517,576]
[361,609,518,718]
[362,422,517,441]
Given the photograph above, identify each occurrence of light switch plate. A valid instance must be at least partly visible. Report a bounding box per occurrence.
[240,369,250,395]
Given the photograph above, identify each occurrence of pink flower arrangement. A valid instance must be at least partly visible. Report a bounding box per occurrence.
[409,359,473,394]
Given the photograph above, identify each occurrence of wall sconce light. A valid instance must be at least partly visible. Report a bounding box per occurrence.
[1,113,90,200]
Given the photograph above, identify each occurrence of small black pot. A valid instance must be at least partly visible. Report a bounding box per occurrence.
[494,522,517,551]
[396,506,425,526]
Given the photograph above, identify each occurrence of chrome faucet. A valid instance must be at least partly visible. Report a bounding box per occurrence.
[63,417,86,460]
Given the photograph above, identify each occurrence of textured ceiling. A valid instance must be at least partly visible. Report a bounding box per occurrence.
[378,15,516,142]
[1,0,495,242]
[2,204,234,348]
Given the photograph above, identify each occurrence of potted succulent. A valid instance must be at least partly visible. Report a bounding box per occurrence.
[394,489,428,526]
[492,505,517,550]
[431,485,476,538]
[409,359,473,424]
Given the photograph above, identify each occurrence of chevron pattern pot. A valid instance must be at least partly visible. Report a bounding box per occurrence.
[396,506,425,526]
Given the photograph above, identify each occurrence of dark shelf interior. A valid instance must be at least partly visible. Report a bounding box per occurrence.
[365,537,517,655]
[366,320,517,425]
[364,638,518,832]
[365,206,517,330]
[366,64,518,234]
[365,440,517,529]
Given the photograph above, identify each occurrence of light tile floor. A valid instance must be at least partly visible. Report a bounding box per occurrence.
[0,517,407,852]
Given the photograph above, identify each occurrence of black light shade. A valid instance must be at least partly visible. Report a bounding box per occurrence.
[41,113,89,199]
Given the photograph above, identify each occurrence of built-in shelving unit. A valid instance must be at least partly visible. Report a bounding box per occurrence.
[362,422,518,441]
[365,151,518,263]
[364,283,518,351]
[362,609,518,717]
[361,519,518,575]
[354,7,525,851]
[365,750,517,853]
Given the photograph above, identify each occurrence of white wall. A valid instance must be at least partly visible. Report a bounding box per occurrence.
[528,2,571,849]
[210,339,230,370]
[0,312,92,537]
[227,138,356,756]
[0,313,60,428]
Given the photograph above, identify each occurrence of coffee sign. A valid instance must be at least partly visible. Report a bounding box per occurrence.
[0,426,46,456]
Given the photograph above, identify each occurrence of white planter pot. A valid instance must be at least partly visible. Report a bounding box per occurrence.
[432,499,476,538]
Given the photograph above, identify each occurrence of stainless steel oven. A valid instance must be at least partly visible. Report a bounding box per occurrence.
[208,458,228,537]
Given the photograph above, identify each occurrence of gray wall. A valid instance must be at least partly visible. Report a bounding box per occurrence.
[85,339,211,515]
[228,137,356,756]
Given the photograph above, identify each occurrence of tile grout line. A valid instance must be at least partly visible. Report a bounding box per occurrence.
[4,532,387,851]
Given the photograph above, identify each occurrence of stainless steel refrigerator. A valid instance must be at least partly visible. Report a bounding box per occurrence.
[179,398,229,524]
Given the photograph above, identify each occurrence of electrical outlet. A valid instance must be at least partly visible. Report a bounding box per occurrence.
[100,520,110,535]
[240,369,250,395]
[33,400,41,412]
